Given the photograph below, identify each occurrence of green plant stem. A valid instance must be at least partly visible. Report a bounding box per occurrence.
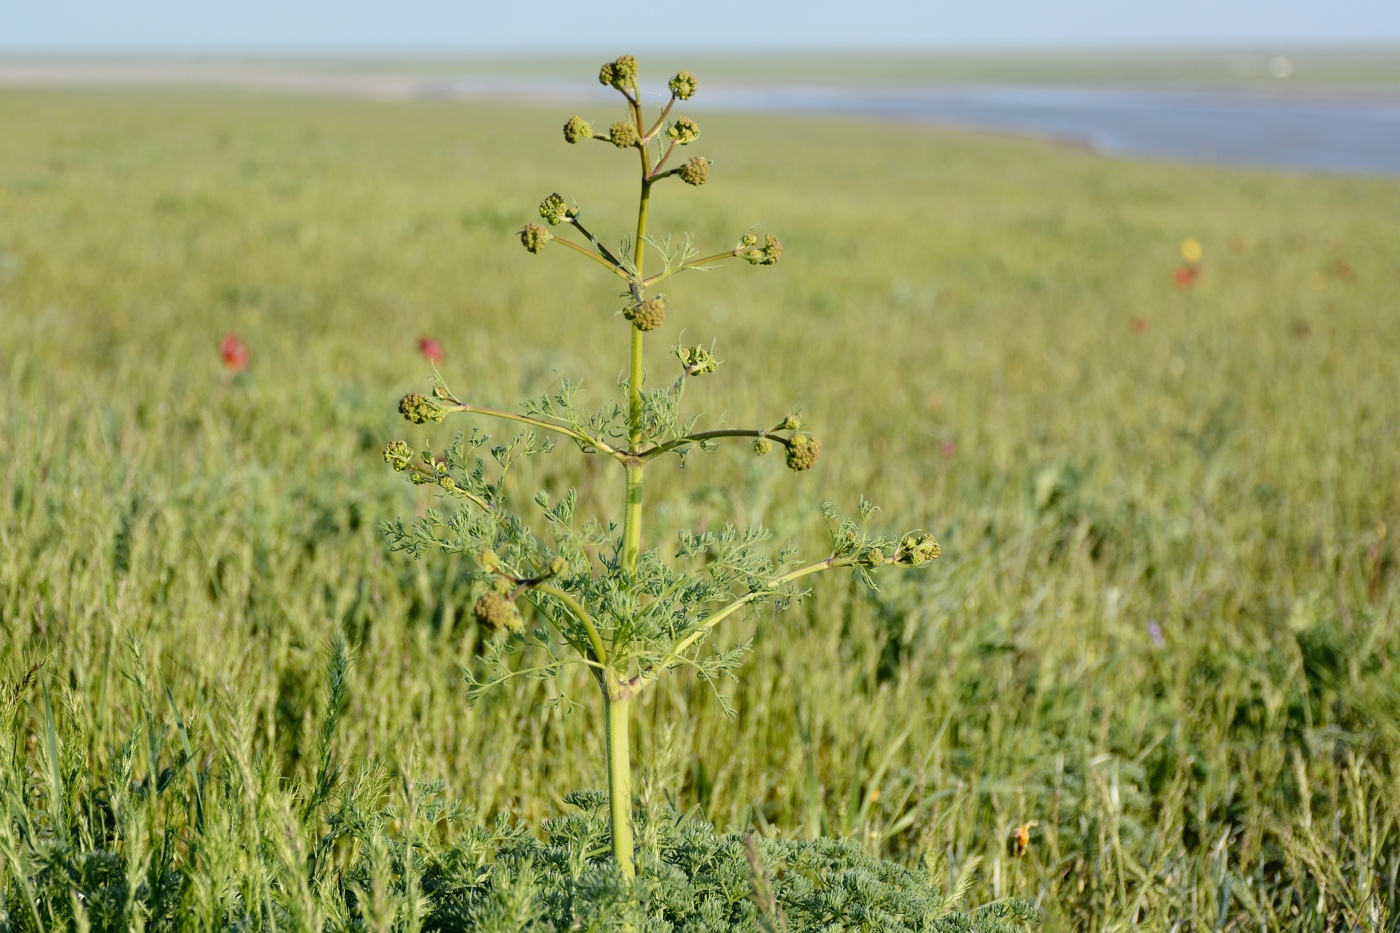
[643,95,677,140]
[638,557,858,688]
[552,236,629,279]
[533,583,608,668]
[443,403,622,459]
[640,428,790,462]
[641,249,741,288]
[603,687,635,878]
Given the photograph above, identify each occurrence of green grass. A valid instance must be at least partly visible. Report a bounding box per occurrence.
[1,86,1398,930]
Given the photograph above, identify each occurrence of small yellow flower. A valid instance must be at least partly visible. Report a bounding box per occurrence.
[1180,238,1203,264]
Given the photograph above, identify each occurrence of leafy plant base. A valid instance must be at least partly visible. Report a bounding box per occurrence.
[422,794,1038,933]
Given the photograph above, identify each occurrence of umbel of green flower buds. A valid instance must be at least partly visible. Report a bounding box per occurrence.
[753,437,773,456]
[520,223,552,253]
[679,156,709,187]
[563,116,592,144]
[669,71,697,100]
[474,590,522,634]
[383,439,413,470]
[895,534,942,566]
[400,393,445,424]
[667,117,700,145]
[539,193,572,225]
[625,296,666,332]
[599,55,638,90]
[785,433,821,471]
[609,121,639,149]
[676,344,719,376]
[744,234,783,266]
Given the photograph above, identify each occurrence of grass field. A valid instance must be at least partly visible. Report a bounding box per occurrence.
[1,85,1399,930]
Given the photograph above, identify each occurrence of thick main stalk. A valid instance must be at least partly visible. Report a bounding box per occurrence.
[604,689,635,877]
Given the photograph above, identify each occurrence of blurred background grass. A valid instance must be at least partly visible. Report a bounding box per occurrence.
[1,86,1398,929]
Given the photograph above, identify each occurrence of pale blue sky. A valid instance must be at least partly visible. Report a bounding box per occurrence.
[4,0,1399,53]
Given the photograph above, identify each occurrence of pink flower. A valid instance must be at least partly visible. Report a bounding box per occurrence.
[418,337,444,364]
[940,440,958,459]
[221,334,249,371]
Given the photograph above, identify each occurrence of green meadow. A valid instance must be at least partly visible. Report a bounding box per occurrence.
[1,85,1398,930]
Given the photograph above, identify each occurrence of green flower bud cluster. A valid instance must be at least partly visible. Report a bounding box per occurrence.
[539,193,573,225]
[679,156,709,187]
[777,414,801,431]
[857,547,886,568]
[563,116,592,144]
[625,296,666,332]
[743,234,783,266]
[740,233,758,248]
[666,118,700,145]
[400,393,445,424]
[599,55,639,90]
[383,439,413,471]
[520,223,553,253]
[669,71,698,100]
[675,344,719,376]
[785,434,821,471]
[753,437,773,456]
[474,589,522,634]
[895,534,942,566]
[609,121,640,149]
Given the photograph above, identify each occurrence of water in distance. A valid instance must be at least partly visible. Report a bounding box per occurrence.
[696,84,1400,176]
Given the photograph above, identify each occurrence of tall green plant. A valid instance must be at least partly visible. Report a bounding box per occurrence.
[382,56,941,878]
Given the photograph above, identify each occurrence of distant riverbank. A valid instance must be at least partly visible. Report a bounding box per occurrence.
[4,59,1399,174]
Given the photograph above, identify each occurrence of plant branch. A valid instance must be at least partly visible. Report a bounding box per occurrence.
[636,557,857,688]
[643,94,677,141]
[532,583,609,669]
[441,402,624,459]
[401,463,495,512]
[551,235,631,280]
[641,249,742,288]
[639,429,789,463]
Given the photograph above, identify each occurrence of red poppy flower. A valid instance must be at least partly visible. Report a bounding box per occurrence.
[418,337,444,364]
[1173,266,1200,289]
[221,334,249,371]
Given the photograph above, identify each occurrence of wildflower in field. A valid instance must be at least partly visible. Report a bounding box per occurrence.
[1131,316,1148,333]
[940,439,958,459]
[418,337,444,363]
[1173,266,1200,289]
[1148,621,1165,647]
[1180,238,1203,264]
[220,334,249,371]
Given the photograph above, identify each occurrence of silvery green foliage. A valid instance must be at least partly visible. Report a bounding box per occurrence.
[331,792,1039,933]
